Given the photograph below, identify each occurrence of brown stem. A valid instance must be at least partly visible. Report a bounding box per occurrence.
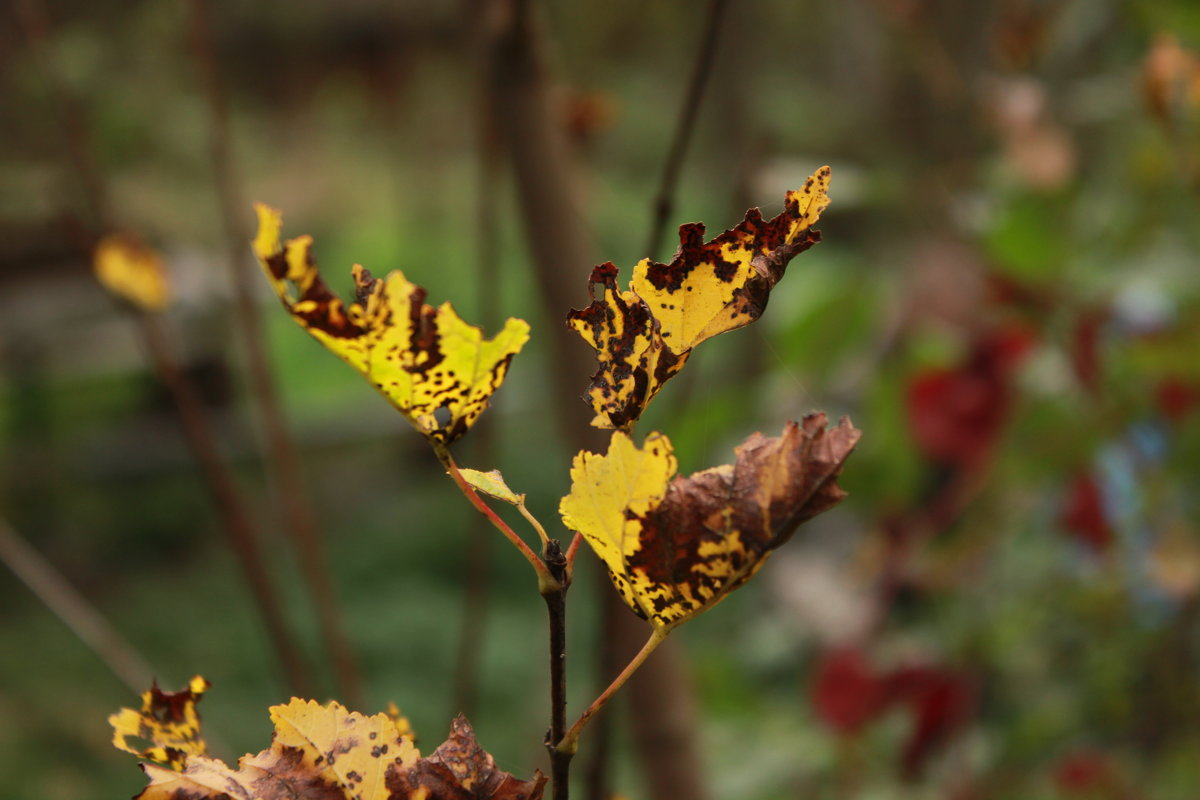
[437,445,556,588]
[643,0,731,260]
[13,0,111,232]
[137,312,313,695]
[542,539,571,800]
[184,0,364,708]
[0,515,156,695]
[558,627,669,755]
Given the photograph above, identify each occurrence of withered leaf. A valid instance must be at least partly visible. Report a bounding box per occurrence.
[253,204,530,444]
[121,695,544,800]
[94,233,172,312]
[109,675,210,770]
[567,167,831,429]
[560,412,860,630]
[386,715,547,800]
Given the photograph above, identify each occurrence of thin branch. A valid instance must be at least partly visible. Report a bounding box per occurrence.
[137,312,314,695]
[643,0,731,260]
[437,445,556,588]
[184,0,364,708]
[542,539,571,800]
[558,627,670,756]
[0,516,155,695]
[17,0,311,697]
[13,0,111,233]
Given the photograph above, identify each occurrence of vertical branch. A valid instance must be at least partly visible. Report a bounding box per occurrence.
[14,0,111,234]
[450,17,506,715]
[0,516,156,695]
[137,313,314,695]
[542,541,571,800]
[15,0,311,696]
[643,0,731,261]
[184,0,364,707]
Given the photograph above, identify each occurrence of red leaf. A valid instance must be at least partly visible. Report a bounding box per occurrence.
[1060,473,1114,554]
[809,648,888,734]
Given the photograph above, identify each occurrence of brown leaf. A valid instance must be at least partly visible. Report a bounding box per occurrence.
[561,413,860,629]
[109,675,210,769]
[387,715,546,800]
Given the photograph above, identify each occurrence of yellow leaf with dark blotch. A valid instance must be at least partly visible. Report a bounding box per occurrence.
[386,715,547,800]
[631,165,831,350]
[94,233,171,311]
[253,203,530,444]
[109,675,209,770]
[565,263,689,430]
[457,468,524,505]
[120,694,544,800]
[566,167,830,429]
[560,413,860,630]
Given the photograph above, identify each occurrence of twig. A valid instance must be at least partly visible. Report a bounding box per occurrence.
[137,312,314,695]
[184,0,364,709]
[437,445,556,589]
[0,516,155,695]
[643,0,731,260]
[558,627,670,756]
[13,0,111,234]
[16,0,312,697]
[450,44,505,714]
[542,540,571,800]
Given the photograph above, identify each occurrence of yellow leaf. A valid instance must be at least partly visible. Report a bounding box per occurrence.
[457,468,525,505]
[252,204,530,444]
[560,413,860,630]
[126,699,544,800]
[566,167,830,429]
[109,675,209,770]
[94,233,171,312]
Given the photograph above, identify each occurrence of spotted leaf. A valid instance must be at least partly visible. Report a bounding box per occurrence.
[120,693,544,800]
[253,204,530,444]
[560,412,860,630]
[567,167,830,428]
[109,675,210,770]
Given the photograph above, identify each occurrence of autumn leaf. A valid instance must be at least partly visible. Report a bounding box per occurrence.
[560,412,860,629]
[94,233,171,311]
[253,204,530,444]
[567,167,830,428]
[123,695,545,800]
[387,715,547,800]
[109,675,210,769]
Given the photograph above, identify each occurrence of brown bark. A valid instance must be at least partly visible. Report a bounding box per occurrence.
[480,1,709,797]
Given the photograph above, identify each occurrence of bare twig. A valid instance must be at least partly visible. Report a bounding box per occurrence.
[137,312,314,695]
[184,0,364,708]
[0,516,155,695]
[542,541,571,800]
[558,627,670,756]
[16,0,312,696]
[643,0,731,260]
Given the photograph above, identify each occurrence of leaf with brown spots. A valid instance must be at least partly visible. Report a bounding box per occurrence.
[567,167,831,429]
[560,412,860,630]
[93,233,172,311]
[109,675,210,769]
[118,693,544,800]
[386,715,547,800]
[253,204,530,444]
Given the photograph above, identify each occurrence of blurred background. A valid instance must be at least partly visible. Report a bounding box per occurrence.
[2,0,1199,798]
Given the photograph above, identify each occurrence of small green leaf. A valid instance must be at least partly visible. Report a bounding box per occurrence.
[457,468,524,505]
